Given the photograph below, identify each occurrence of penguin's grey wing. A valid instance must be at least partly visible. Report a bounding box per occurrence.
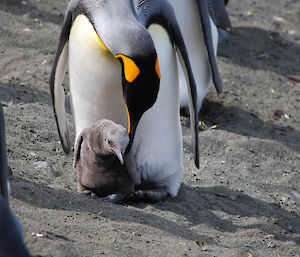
[135,0,200,168]
[207,0,232,32]
[0,103,9,203]
[49,0,80,154]
[73,128,86,168]
[0,197,32,257]
[197,0,223,94]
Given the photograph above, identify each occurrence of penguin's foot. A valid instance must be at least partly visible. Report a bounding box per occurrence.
[99,193,127,204]
[82,190,96,199]
[133,188,169,203]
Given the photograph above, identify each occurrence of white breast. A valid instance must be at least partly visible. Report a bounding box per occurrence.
[68,15,127,139]
[132,25,183,197]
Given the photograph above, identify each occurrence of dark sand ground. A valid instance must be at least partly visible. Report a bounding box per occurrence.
[1,0,300,256]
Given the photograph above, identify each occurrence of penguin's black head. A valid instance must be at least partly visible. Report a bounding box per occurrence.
[115,52,161,148]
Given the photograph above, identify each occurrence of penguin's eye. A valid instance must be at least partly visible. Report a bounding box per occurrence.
[155,56,161,79]
[115,54,140,83]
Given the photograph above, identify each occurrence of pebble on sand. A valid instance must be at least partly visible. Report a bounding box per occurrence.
[34,161,53,171]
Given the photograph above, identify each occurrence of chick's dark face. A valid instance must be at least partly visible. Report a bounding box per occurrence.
[115,53,161,140]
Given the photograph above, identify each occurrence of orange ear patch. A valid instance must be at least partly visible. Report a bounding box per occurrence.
[115,54,140,83]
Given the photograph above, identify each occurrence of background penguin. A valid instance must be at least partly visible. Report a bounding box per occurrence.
[50,0,198,202]
[0,103,32,257]
[0,102,9,203]
[169,0,231,114]
[208,0,232,32]
[208,0,232,41]
[73,119,140,203]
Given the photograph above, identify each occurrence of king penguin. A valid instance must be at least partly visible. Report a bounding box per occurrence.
[169,0,231,114]
[0,103,31,257]
[50,0,199,202]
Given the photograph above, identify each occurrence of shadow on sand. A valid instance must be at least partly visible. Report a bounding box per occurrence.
[0,82,72,114]
[218,26,300,75]
[0,0,64,25]
[199,99,300,152]
[0,82,51,106]
[11,177,300,245]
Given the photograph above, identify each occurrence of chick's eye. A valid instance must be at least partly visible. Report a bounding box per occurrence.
[105,138,112,146]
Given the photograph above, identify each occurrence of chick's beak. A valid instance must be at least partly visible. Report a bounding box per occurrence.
[116,151,124,165]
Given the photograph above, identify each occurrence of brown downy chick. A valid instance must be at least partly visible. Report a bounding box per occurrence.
[73,119,140,203]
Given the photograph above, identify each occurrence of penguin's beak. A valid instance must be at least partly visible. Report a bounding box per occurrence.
[125,118,140,154]
[116,151,124,165]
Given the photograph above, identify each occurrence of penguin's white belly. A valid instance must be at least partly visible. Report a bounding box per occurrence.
[132,25,183,197]
[68,15,127,139]
[170,0,218,111]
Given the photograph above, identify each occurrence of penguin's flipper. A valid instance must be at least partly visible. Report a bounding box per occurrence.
[49,1,79,154]
[73,129,86,168]
[0,104,9,203]
[170,27,200,168]
[50,43,70,154]
[136,0,199,168]
[0,104,32,256]
[207,0,232,32]
[197,0,222,94]
[0,197,32,257]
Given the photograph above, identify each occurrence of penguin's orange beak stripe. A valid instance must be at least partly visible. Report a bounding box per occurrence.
[115,54,140,83]
[125,105,131,134]
[155,56,161,79]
